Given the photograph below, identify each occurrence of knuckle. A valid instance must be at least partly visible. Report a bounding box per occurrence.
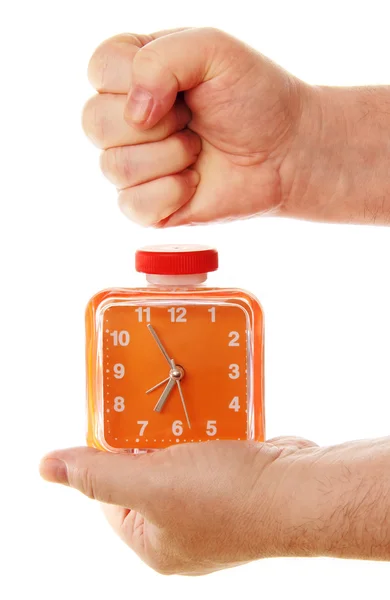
[87,40,119,91]
[160,175,182,203]
[99,150,110,177]
[201,26,225,39]
[106,32,152,48]
[87,44,110,90]
[133,45,159,67]
[88,34,145,91]
[100,148,135,187]
[82,95,109,148]
[132,45,171,80]
[118,187,146,223]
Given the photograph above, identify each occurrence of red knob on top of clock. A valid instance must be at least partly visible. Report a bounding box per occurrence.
[135,244,219,275]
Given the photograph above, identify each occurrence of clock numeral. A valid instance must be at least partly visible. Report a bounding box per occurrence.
[113,363,125,379]
[113,396,125,412]
[229,396,241,412]
[206,420,217,436]
[168,307,187,323]
[172,420,184,436]
[137,420,148,436]
[110,330,130,346]
[135,307,151,323]
[208,307,216,322]
[228,364,240,379]
[228,331,240,346]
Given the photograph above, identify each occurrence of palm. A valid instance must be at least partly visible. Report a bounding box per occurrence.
[100,439,315,573]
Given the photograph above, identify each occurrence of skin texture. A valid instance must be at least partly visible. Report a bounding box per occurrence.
[40,28,390,574]
[40,436,390,574]
[82,28,390,226]
[82,28,299,226]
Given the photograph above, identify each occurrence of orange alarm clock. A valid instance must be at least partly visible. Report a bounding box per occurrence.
[86,245,264,453]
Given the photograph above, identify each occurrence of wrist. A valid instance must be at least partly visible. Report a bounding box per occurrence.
[278,84,390,225]
[271,440,390,560]
[264,446,333,558]
[249,444,329,559]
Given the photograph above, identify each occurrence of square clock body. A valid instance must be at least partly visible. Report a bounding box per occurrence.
[86,245,264,453]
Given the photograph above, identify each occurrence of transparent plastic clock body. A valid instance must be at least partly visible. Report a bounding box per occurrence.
[86,274,264,453]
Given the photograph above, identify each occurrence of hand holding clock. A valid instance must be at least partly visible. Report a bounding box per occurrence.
[40,436,390,572]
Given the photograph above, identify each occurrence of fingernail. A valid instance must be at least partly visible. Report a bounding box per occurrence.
[126,87,154,124]
[40,458,69,485]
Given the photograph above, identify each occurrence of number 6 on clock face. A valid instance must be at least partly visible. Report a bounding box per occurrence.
[86,245,264,453]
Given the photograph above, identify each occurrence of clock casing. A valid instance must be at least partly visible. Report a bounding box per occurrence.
[85,246,264,453]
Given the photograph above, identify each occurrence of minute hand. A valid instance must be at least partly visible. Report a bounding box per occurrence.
[147,324,172,367]
[170,358,191,429]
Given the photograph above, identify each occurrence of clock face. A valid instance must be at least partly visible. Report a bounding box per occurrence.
[98,301,252,450]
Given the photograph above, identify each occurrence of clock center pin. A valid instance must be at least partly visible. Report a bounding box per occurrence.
[170,365,184,381]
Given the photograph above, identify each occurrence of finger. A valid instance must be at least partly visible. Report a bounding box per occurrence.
[101,503,155,568]
[125,27,232,127]
[266,436,319,449]
[101,503,146,552]
[118,169,199,226]
[39,446,153,514]
[101,503,130,537]
[88,29,192,93]
[82,94,190,149]
[100,503,134,548]
[100,129,201,189]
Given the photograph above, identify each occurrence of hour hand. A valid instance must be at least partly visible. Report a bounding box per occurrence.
[154,377,175,413]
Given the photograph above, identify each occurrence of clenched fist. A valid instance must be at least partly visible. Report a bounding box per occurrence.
[83,28,390,227]
[82,27,310,227]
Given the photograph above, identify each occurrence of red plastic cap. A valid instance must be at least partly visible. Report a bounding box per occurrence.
[135,244,218,275]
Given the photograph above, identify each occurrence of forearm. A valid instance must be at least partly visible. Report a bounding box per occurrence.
[279,85,390,225]
[279,437,390,560]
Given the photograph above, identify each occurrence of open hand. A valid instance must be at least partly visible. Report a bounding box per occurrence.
[40,437,318,575]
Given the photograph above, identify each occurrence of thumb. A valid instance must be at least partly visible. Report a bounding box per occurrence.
[39,447,153,512]
[125,27,238,128]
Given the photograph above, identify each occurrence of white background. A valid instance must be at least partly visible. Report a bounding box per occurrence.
[1,0,389,597]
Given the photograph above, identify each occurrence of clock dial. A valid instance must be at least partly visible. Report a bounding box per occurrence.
[100,302,251,449]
